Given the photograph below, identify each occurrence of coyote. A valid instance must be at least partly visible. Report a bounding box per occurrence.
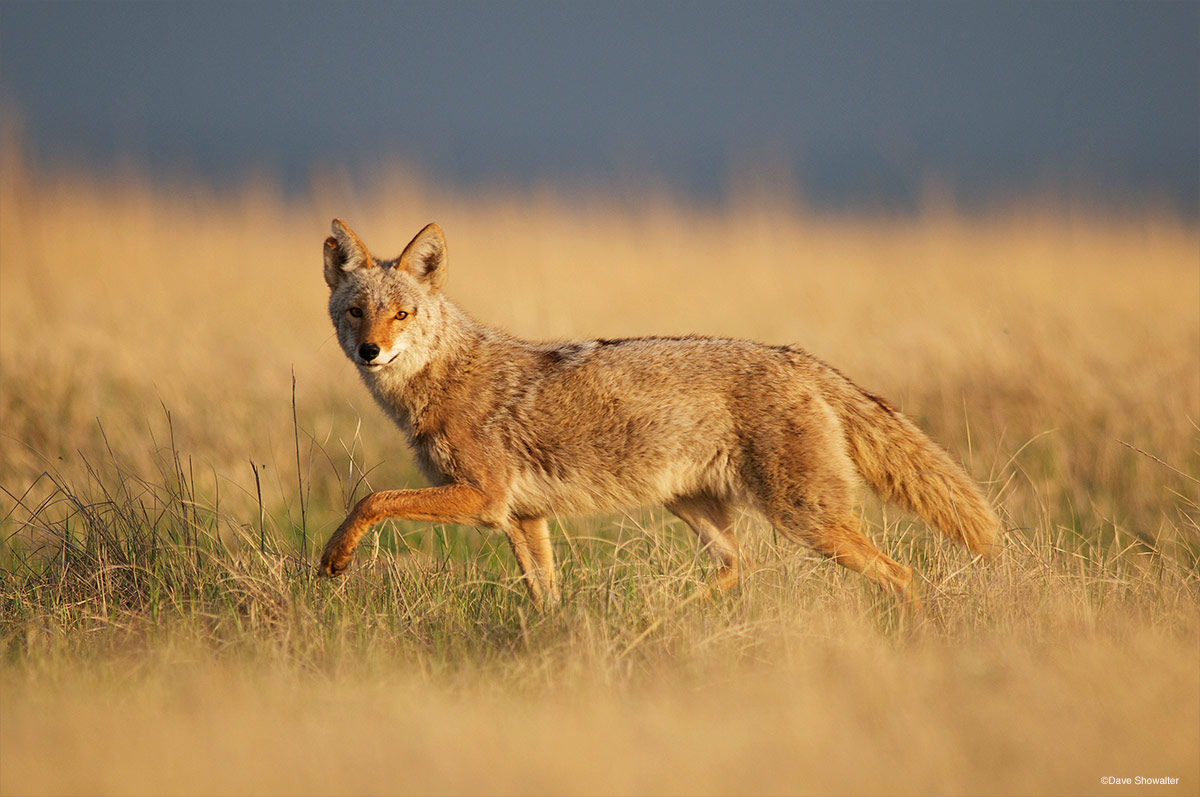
[318,220,998,609]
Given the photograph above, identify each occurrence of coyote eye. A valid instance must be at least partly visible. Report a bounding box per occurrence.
[395,311,408,321]
[347,307,363,318]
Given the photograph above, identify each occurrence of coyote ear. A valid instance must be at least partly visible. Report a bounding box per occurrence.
[397,222,447,291]
[322,237,344,288]
[324,218,374,288]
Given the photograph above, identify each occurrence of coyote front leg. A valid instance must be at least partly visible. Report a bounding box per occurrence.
[504,516,559,611]
[319,485,492,576]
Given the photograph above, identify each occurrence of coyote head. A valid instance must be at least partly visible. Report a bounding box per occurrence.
[323,219,447,376]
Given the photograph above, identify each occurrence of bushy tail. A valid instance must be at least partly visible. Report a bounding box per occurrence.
[826,373,999,556]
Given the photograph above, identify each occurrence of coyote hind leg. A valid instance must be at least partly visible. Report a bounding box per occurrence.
[812,519,915,605]
[667,494,741,593]
[771,504,917,606]
[747,404,918,607]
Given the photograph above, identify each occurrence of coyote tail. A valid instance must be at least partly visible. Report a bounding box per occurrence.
[830,376,999,556]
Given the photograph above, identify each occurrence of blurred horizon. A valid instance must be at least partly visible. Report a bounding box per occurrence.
[1,1,1197,214]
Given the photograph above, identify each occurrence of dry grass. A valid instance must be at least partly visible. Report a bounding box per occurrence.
[1,135,1198,796]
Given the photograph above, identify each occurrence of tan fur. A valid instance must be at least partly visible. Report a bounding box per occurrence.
[318,220,1000,610]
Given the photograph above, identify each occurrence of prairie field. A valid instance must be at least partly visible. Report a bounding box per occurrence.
[1,137,1198,797]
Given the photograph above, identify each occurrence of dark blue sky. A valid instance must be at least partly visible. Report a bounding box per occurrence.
[2,1,1196,212]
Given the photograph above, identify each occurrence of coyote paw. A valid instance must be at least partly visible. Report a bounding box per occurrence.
[317,548,352,577]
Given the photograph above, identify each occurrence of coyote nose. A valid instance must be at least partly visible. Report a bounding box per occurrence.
[358,342,380,362]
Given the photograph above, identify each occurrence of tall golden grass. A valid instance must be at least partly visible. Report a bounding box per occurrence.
[1,135,1197,796]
